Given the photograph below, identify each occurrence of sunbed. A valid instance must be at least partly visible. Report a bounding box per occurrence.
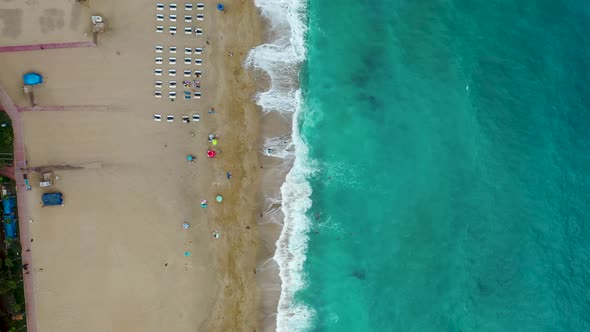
[155,69,163,76]
[169,57,177,65]
[195,28,203,36]
[167,115,174,122]
[192,114,200,122]
[184,57,192,65]
[183,70,191,77]
[157,3,164,10]
[169,69,177,76]
[185,4,193,10]
[185,15,192,23]
[170,46,177,53]
[169,81,177,88]
[195,47,202,54]
[170,3,177,11]
[154,114,162,121]
[154,91,162,98]
[155,56,163,64]
[196,14,204,21]
[182,116,190,123]
[156,26,164,33]
[155,80,163,88]
[185,47,192,54]
[194,92,201,99]
[194,59,202,66]
[184,27,192,35]
[157,14,164,21]
[169,91,177,99]
[156,45,164,53]
[197,4,204,10]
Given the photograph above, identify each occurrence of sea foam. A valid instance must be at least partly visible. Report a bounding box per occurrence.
[246,0,313,330]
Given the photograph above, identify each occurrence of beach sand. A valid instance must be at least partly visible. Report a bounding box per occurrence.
[0,0,263,331]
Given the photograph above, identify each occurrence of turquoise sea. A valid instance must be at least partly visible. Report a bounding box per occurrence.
[292,0,590,331]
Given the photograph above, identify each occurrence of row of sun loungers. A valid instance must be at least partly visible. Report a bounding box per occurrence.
[157,14,204,22]
[155,69,203,76]
[154,114,201,122]
[154,91,202,99]
[154,80,200,88]
[156,26,203,35]
[155,57,203,65]
[156,46,203,54]
[157,3,205,11]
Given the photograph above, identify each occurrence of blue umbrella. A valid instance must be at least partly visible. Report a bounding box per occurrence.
[186,154,194,161]
[23,72,43,86]
[217,3,225,11]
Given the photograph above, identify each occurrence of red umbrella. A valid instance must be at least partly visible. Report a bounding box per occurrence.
[207,150,216,158]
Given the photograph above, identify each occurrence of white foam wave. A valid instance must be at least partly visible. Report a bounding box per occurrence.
[247,0,313,330]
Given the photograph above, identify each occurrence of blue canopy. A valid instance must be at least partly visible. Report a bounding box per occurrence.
[23,72,43,86]
[217,3,225,11]
[42,192,63,206]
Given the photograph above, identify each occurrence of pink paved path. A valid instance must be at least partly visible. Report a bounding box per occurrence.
[0,41,95,53]
[0,82,36,332]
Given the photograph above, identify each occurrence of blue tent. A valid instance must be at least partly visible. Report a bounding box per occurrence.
[42,192,63,206]
[23,72,43,85]
[217,3,225,11]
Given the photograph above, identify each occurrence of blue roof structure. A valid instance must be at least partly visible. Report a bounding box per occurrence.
[23,72,43,86]
[42,192,63,206]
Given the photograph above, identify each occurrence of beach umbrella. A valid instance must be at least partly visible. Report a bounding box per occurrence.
[200,199,208,208]
[186,154,194,162]
[212,139,218,146]
[207,150,216,158]
[217,3,225,11]
[23,72,43,86]
[184,251,191,257]
[216,195,223,203]
[182,222,190,230]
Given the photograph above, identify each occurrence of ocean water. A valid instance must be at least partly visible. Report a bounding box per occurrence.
[250,0,590,331]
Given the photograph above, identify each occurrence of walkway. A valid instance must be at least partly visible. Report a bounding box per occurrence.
[0,82,36,332]
[0,41,95,53]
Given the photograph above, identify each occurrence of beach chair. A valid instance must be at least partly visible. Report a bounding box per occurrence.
[170,14,177,22]
[156,3,164,10]
[182,115,190,123]
[155,45,164,53]
[154,114,162,121]
[185,15,192,23]
[169,81,177,88]
[155,80,163,88]
[155,56,163,64]
[169,57,177,65]
[194,91,201,99]
[167,115,174,122]
[154,91,162,98]
[155,69,163,76]
[184,47,192,54]
[194,47,203,54]
[184,91,191,100]
[183,69,191,77]
[185,4,193,11]
[194,59,202,66]
[170,26,177,34]
[184,27,192,35]
[156,26,164,33]
[169,91,177,99]
[184,57,192,65]
[156,14,164,21]
[194,70,202,78]
[169,69,177,76]
[197,3,204,10]
[196,14,204,21]
[170,46,177,53]
[170,3,177,11]
[192,114,200,122]
[195,28,203,36]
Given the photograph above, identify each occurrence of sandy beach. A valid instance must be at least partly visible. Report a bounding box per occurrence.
[0,0,263,331]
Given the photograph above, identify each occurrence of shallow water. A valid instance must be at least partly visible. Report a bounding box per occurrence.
[291,0,590,331]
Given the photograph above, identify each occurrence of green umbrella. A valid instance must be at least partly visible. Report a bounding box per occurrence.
[216,195,223,202]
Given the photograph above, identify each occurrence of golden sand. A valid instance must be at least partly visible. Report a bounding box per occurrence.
[0,0,263,331]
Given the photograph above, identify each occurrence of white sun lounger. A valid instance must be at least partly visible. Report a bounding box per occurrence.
[169,81,177,88]
[155,69,163,76]
[182,115,190,123]
[184,27,192,35]
[167,115,174,122]
[154,114,162,121]
[155,56,163,64]
[169,91,177,99]
[184,47,192,54]
[197,4,204,10]
[170,14,177,22]
[194,47,203,54]
[192,114,200,122]
[194,92,201,98]
[169,69,176,76]
[183,69,191,77]
[169,57,177,64]
[170,3,177,11]
[194,59,202,65]
[156,3,164,10]
[184,15,192,23]
[155,80,163,88]
[194,70,202,78]
[195,28,203,36]
[184,57,191,65]
[196,14,204,21]
[156,14,164,21]
[155,45,163,53]
[170,26,177,34]
[154,91,162,98]
[156,26,164,33]
[185,4,193,10]
[170,46,177,53]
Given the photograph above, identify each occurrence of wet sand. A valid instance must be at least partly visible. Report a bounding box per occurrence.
[0,0,263,331]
